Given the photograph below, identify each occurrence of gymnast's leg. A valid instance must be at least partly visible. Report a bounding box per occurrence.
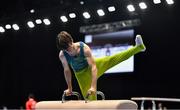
[74,67,96,100]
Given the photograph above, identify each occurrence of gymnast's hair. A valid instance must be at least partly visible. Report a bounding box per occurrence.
[56,31,73,50]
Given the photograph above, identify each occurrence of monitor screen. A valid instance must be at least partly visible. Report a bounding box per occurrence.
[84,29,134,74]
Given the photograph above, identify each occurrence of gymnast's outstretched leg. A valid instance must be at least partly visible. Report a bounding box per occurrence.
[96,35,146,78]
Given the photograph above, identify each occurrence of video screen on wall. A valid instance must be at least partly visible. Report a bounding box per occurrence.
[84,29,134,74]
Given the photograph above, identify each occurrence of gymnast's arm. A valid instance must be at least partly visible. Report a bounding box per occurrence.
[59,51,72,96]
[84,44,98,95]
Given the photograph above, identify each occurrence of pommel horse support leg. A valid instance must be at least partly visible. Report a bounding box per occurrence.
[35,91,138,109]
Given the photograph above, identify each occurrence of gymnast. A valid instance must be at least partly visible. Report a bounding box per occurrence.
[56,31,146,100]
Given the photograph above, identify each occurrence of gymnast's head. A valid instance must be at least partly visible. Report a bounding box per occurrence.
[56,31,73,50]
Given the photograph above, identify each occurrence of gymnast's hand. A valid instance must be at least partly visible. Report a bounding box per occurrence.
[64,88,73,96]
[87,87,96,95]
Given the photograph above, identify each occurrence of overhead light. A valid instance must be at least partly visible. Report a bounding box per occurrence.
[97,9,105,16]
[30,9,35,13]
[60,16,68,22]
[166,0,174,5]
[153,0,161,4]
[80,1,84,5]
[35,19,42,24]
[83,12,91,19]
[0,26,5,33]
[139,2,147,9]
[43,19,51,25]
[108,6,116,12]
[5,24,11,29]
[27,21,35,28]
[127,4,135,12]
[12,24,20,30]
[69,13,76,18]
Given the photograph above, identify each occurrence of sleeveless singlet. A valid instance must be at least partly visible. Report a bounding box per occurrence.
[63,42,88,72]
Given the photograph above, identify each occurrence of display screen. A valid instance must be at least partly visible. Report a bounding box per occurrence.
[84,29,134,74]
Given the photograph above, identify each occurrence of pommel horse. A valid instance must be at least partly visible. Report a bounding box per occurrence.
[35,91,138,109]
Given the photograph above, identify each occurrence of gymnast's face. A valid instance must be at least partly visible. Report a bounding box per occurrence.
[65,43,75,56]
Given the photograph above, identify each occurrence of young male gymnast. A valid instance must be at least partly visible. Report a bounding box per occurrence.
[57,31,146,100]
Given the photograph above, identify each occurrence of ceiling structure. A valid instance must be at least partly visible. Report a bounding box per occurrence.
[0,0,179,34]
[0,0,179,20]
[0,0,143,21]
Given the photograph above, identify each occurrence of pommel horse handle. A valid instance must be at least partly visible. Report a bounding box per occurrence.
[62,91,81,103]
[85,91,105,103]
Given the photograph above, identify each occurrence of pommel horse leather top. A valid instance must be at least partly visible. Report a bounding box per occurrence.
[35,100,138,109]
[35,91,138,109]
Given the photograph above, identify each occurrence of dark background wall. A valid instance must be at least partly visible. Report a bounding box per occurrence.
[0,0,180,109]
